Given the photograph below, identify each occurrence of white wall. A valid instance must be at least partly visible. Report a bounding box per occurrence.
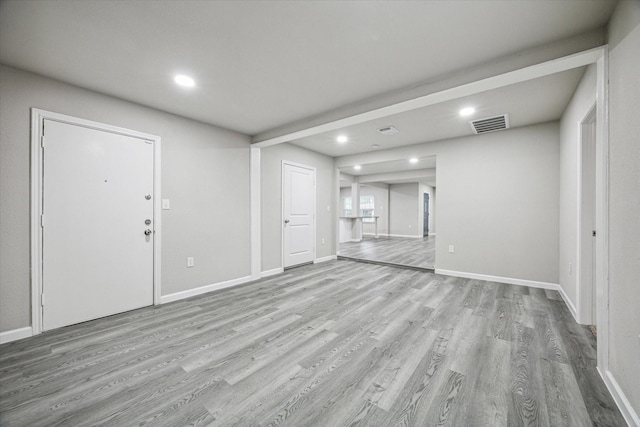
[337,122,560,284]
[607,0,640,417]
[260,143,335,272]
[389,183,420,237]
[558,65,596,309]
[0,64,252,332]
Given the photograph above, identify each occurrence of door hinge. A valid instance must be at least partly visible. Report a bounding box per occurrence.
[41,293,45,306]
[41,135,45,148]
[40,214,45,228]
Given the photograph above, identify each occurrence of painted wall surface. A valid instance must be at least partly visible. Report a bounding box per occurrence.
[558,65,595,309]
[336,122,560,284]
[0,65,251,332]
[260,143,335,272]
[389,183,420,237]
[607,0,640,416]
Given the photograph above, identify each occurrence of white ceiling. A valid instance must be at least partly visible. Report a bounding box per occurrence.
[290,67,586,157]
[0,0,615,138]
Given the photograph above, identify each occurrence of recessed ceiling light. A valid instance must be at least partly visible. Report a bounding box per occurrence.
[336,135,348,143]
[459,107,475,117]
[174,75,195,88]
[354,165,362,171]
[371,144,380,149]
[409,157,419,164]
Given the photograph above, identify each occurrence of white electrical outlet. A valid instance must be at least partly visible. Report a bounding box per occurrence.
[187,257,194,267]
[327,205,331,211]
[448,245,455,254]
[321,237,325,244]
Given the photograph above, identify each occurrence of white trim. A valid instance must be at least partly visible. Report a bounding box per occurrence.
[314,255,337,264]
[254,47,605,147]
[429,233,437,236]
[30,109,162,335]
[601,370,640,427]
[557,284,579,322]
[576,102,597,325]
[261,267,284,278]
[595,48,610,375]
[281,160,316,269]
[251,147,261,280]
[387,233,423,239]
[435,269,560,291]
[160,275,253,304]
[0,327,33,344]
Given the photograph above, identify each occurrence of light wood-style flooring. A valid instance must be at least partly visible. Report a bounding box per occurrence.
[340,236,436,270]
[0,260,624,426]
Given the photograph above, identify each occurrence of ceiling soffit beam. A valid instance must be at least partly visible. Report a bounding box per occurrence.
[253,43,606,148]
[356,168,436,184]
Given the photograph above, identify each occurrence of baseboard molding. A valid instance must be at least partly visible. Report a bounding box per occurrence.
[435,269,560,291]
[261,267,284,278]
[363,232,388,237]
[314,255,337,264]
[556,285,579,322]
[602,369,640,427]
[160,275,253,304]
[429,233,436,236]
[0,326,33,344]
[387,233,423,239]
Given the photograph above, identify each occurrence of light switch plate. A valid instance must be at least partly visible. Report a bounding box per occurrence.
[162,199,170,210]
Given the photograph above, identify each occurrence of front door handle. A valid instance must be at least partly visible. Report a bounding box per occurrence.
[284,219,290,224]
[144,229,152,236]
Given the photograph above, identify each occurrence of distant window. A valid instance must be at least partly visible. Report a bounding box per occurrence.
[343,195,375,221]
[343,197,352,217]
[360,195,375,222]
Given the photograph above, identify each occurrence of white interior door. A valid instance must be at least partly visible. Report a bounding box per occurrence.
[283,162,315,268]
[42,119,155,330]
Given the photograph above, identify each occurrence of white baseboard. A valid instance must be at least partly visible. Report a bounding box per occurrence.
[160,275,253,304]
[261,267,284,278]
[387,233,423,239]
[315,255,337,264]
[429,233,436,236]
[556,285,578,322]
[435,269,560,291]
[363,232,388,237]
[0,326,33,344]
[602,369,640,427]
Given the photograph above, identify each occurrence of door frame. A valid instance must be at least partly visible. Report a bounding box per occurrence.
[577,103,597,325]
[281,160,316,269]
[30,109,162,335]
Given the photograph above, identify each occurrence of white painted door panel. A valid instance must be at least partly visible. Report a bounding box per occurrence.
[283,163,315,267]
[42,119,154,330]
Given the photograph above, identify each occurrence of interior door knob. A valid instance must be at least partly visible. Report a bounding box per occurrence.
[144,229,152,236]
[284,219,290,224]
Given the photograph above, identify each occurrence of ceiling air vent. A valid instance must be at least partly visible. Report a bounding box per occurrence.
[468,114,510,134]
[377,126,399,135]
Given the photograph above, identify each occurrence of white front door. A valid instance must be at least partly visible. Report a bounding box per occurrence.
[42,119,155,330]
[283,162,315,268]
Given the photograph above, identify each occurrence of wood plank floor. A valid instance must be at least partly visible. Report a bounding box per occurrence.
[0,260,625,426]
[339,236,436,270]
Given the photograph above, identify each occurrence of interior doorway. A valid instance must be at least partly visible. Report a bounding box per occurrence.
[423,193,430,236]
[31,109,161,334]
[282,161,316,268]
[579,104,597,325]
